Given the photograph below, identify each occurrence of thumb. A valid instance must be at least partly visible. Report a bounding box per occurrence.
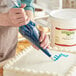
[21,4,26,8]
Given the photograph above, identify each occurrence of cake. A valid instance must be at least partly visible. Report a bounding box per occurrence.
[3,46,76,76]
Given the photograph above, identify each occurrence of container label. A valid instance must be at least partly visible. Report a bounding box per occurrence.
[55,27,76,47]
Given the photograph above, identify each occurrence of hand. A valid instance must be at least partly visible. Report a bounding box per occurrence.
[32,31,50,50]
[7,4,30,27]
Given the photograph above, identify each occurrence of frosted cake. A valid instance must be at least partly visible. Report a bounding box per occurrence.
[3,46,76,76]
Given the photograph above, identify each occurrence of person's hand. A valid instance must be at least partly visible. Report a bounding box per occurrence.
[32,31,50,50]
[7,4,30,27]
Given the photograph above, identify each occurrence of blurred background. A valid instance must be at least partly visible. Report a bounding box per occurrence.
[17,0,76,53]
[34,0,60,10]
[34,0,76,9]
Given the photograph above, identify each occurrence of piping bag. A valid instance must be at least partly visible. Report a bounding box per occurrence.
[11,1,52,59]
[19,23,69,61]
[12,1,69,61]
[19,21,52,58]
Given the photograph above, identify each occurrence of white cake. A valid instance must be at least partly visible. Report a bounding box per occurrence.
[3,46,76,76]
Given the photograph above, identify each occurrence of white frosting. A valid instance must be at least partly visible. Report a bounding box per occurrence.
[3,46,76,76]
[51,9,76,19]
[53,45,76,54]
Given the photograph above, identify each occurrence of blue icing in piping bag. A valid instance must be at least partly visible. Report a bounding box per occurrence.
[11,0,52,58]
[19,21,69,61]
[19,21,52,58]
[19,20,69,61]
[12,0,69,61]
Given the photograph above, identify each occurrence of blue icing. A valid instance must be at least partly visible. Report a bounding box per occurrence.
[54,55,58,58]
[61,53,69,57]
[53,53,69,61]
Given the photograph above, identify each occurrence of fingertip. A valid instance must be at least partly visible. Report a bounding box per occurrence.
[43,45,48,49]
[36,48,39,50]
[35,47,39,50]
[47,45,50,49]
[32,44,39,50]
[21,4,26,8]
[43,47,46,49]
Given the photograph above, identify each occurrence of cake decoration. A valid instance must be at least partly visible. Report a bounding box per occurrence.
[53,53,69,61]
[3,46,76,76]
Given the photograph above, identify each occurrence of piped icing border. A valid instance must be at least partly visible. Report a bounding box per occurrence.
[65,64,76,76]
[4,46,32,69]
[3,46,76,76]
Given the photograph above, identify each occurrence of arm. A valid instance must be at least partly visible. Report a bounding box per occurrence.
[0,13,12,26]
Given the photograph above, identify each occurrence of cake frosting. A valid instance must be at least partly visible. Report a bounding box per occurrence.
[3,46,76,76]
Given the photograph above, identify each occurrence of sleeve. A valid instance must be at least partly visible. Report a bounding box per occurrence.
[21,0,35,12]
